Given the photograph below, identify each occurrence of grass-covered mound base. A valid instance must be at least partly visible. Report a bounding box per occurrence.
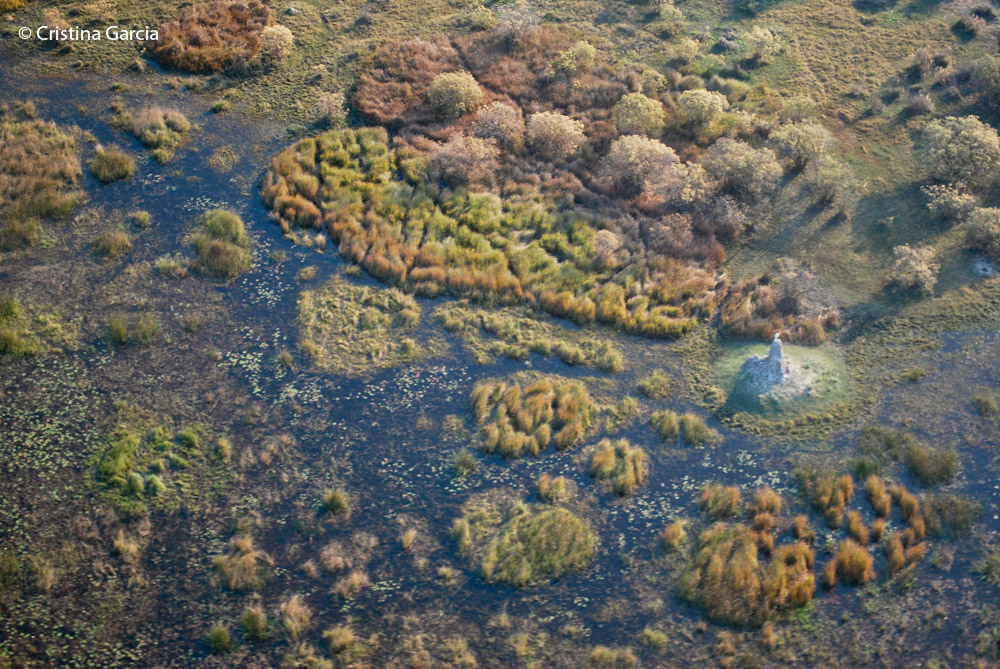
[452,491,597,588]
[297,274,442,376]
[712,341,850,418]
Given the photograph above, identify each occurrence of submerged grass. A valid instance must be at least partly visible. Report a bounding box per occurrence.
[298,274,436,376]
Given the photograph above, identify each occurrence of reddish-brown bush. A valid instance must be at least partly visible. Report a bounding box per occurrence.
[148,1,274,73]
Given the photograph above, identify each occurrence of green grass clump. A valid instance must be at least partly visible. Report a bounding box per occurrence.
[207,623,231,654]
[322,489,351,519]
[537,474,576,503]
[298,275,428,375]
[189,208,251,279]
[90,147,135,183]
[97,429,141,486]
[588,439,648,496]
[0,111,83,249]
[588,646,638,667]
[650,410,679,441]
[922,493,981,538]
[242,605,268,641]
[480,506,596,587]
[452,448,478,478]
[638,370,672,398]
[0,297,38,358]
[0,550,20,593]
[124,106,191,162]
[472,377,593,458]
[699,484,742,520]
[901,367,925,383]
[92,229,131,258]
[904,442,958,486]
[973,393,999,416]
[679,413,719,446]
[434,303,623,371]
[129,210,151,228]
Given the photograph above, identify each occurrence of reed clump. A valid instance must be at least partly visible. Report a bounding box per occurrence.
[189,208,251,279]
[472,377,593,458]
[588,439,648,496]
[212,535,271,591]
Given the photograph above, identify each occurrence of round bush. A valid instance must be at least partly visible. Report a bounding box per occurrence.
[601,135,679,192]
[525,111,586,163]
[427,71,484,120]
[920,115,1000,191]
[678,89,729,126]
[613,92,666,137]
[702,138,782,200]
[769,122,833,169]
[966,207,1000,260]
[472,102,525,151]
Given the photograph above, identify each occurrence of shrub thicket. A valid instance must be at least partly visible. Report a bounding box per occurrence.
[149,1,274,73]
[613,92,665,137]
[526,111,586,163]
[920,116,1000,190]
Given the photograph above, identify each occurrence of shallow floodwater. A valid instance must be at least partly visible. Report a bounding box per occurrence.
[2,54,1000,667]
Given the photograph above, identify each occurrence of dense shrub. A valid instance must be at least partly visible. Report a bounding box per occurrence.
[803,156,859,216]
[920,116,1000,190]
[556,40,597,75]
[148,1,274,73]
[904,442,958,485]
[601,135,679,193]
[965,208,1000,260]
[427,134,499,187]
[892,244,939,295]
[738,25,782,64]
[613,92,665,137]
[972,56,1000,108]
[258,24,293,66]
[678,89,729,126]
[426,71,484,119]
[526,111,586,163]
[922,182,978,222]
[703,138,782,201]
[472,102,525,151]
[316,92,346,127]
[769,122,832,169]
[354,40,463,126]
